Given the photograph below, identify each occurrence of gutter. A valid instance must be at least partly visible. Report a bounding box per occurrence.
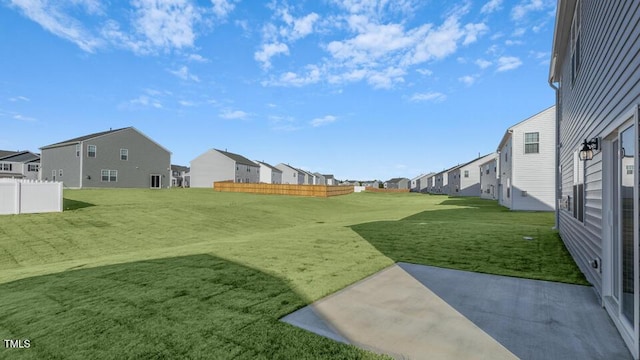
[548,72,560,230]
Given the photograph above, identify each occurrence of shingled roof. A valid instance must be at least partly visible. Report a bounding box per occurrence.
[41,127,129,149]
[214,149,258,167]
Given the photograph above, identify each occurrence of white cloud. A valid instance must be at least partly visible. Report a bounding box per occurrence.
[130,0,199,52]
[12,114,36,122]
[279,10,319,41]
[265,65,322,87]
[219,109,248,120]
[310,115,337,127]
[505,39,524,46]
[512,27,526,37]
[416,68,433,76]
[169,66,200,82]
[178,100,195,107]
[129,95,162,108]
[187,54,208,62]
[410,92,446,103]
[210,0,234,18]
[367,67,405,89]
[458,75,476,86]
[481,0,503,14]
[8,0,103,52]
[254,42,289,69]
[463,23,488,46]
[511,0,544,21]
[496,56,522,71]
[9,96,30,102]
[475,58,492,69]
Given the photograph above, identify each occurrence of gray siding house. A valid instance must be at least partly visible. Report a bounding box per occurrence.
[0,150,40,180]
[497,106,556,211]
[275,163,300,184]
[297,168,315,185]
[313,172,326,185]
[431,170,447,194]
[384,177,409,189]
[324,174,337,185]
[40,127,171,189]
[550,1,640,356]
[479,156,498,200]
[448,154,497,197]
[190,149,259,188]
[256,161,283,184]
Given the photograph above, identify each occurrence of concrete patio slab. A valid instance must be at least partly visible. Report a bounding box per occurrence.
[282,263,632,360]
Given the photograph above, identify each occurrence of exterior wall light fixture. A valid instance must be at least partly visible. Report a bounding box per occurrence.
[579,137,599,161]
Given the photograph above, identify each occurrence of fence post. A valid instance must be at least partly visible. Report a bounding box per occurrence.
[14,181,21,214]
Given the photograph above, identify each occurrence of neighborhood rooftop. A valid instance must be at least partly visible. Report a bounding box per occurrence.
[40,127,130,149]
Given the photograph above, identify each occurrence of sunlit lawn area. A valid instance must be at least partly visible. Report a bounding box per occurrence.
[0,189,586,359]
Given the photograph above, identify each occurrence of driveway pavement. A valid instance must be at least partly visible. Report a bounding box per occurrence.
[281,263,631,360]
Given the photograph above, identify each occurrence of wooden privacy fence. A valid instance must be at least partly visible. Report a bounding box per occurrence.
[365,186,410,193]
[213,182,354,197]
[0,179,63,215]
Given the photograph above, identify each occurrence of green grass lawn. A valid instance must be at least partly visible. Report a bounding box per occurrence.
[0,189,586,359]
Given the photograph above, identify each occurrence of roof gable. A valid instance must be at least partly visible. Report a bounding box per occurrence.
[0,151,40,163]
[41,127,130,149]
[214,149,258,167]
[256,161,282,173]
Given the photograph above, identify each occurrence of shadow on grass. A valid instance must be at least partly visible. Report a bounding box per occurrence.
[350,197,588,285]
[63,198,95,211]
[0,254,379,359]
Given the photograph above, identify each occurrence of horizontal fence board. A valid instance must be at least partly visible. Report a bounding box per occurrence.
[213,182,354,197]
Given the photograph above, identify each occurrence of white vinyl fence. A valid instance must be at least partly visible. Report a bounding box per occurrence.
[0,179,63,215]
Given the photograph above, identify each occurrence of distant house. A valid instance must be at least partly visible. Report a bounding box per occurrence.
[384,177,409,189]
[0,150,40,180]
[190,149,259,188]
[256,161,283,184]
[275,163,300,184]
[479,156,498,200]
[313,172,326,185]
[431,170,446,194]
[550,2,640,356]
[448,154,497,197]
[324,174,337,186]
[423,174,436,193]
[170,165,189,187]
[361,180,380,188]
[40,127,171,189]
[410,174,425,192]
[297,168,315,185]
[497,106,555,211]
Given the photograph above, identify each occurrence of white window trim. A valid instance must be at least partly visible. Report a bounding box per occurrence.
[120,148,128,161]
[524,132,540,154]
[88,145,97,158]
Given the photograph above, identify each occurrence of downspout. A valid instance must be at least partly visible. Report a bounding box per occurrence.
[548,76,560,230]
[79,141,83,189]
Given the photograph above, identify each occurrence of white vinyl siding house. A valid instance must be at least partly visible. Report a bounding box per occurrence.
[190,149,259,188]
[479,156,498,200]
[497,106,556,211]
[550,1,640,356]
[256,161,283,184]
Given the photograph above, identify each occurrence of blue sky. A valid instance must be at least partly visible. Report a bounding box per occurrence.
[0,0,556,181]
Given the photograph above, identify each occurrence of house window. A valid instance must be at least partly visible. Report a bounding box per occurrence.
[504,152,508,162]
[52,170,56,181]
[627,165,634,175]
[464,170,469,178]
[571,0,581,84]
[0,163,12,171]
[247,167,250,172]
[76,144,80,157]
[88,145,96,158]
[120,149,128,161]
[59,169,63,177]
[101,169,117,182]
[486,168,490,174]
[27,164,39,172]
[507,187,510,198]
[572,151,585,222]
[524,132,540,154]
